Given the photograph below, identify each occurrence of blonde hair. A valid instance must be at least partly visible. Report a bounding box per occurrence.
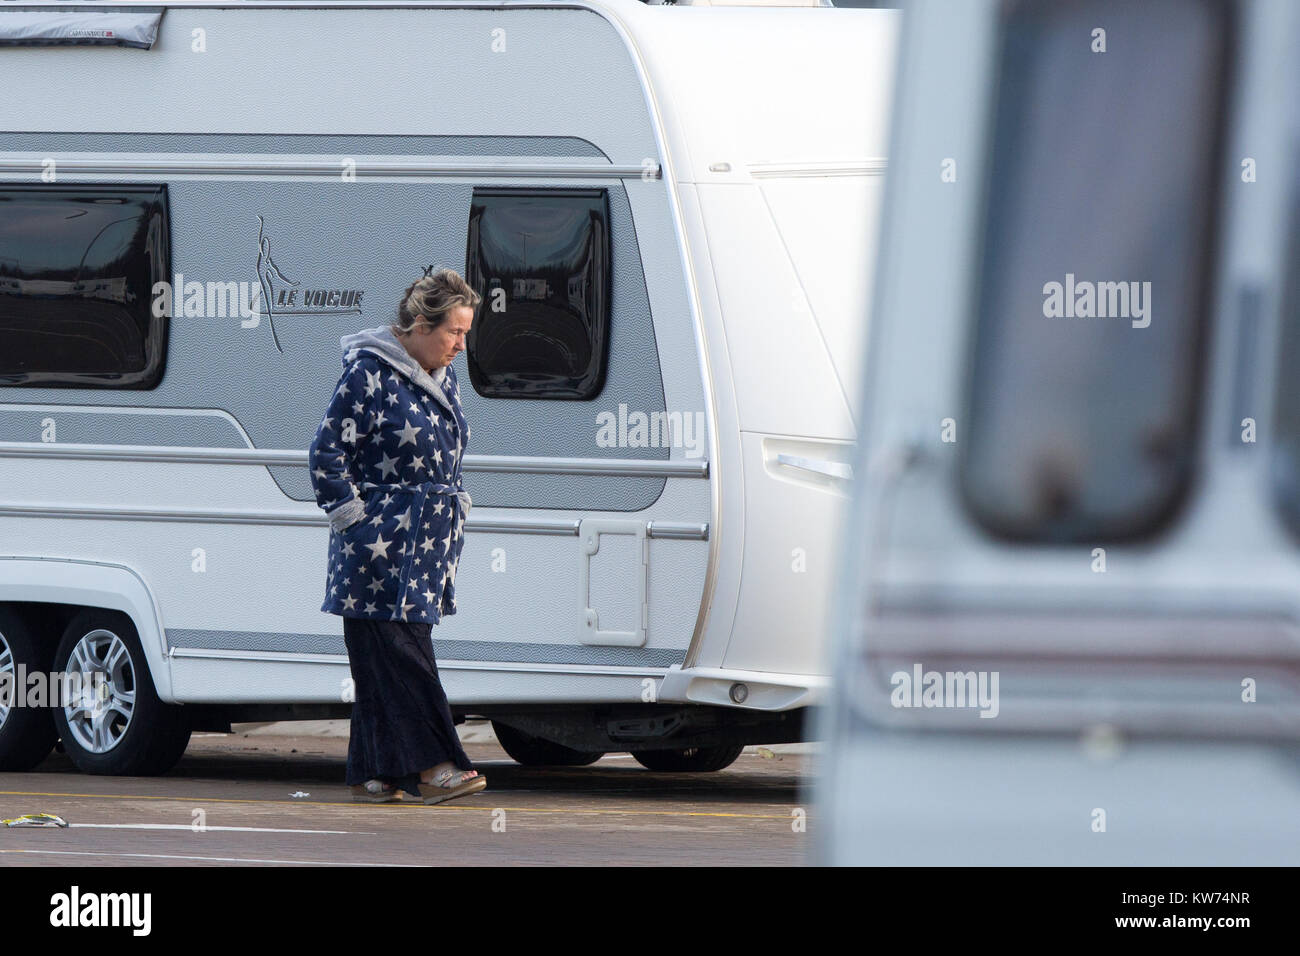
[394,268,481,334]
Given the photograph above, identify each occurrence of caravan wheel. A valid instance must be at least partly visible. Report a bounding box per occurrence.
[632,744,744,772]
[491,720,603,767]
[0,608,58,771]
[50,610,191,776]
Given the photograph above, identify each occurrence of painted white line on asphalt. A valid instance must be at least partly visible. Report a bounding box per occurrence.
[68,823,364,835]
[0,849,419,866]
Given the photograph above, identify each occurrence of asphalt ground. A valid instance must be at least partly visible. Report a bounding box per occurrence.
[0,727,816,866]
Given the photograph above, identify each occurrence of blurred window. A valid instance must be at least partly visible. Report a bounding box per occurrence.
[960,0,1230,542]
[1269,136,1300,534]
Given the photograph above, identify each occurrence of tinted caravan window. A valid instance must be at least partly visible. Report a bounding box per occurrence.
[464,188,610,399]
[959,0,1229,543]
[0,185,170,388]
[1270,140,1300,536]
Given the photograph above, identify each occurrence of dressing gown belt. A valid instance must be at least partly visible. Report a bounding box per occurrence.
[358,479,470,519]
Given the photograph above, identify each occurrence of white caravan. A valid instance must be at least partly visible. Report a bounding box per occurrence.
[817,0,1300,863]
[0,0,897,774]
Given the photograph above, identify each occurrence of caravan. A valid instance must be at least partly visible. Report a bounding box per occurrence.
[0,0,897,774]
[818,0,1300,864]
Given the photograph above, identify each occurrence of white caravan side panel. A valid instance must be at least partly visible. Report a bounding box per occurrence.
[633,5,898,681]
[0,2,712,704]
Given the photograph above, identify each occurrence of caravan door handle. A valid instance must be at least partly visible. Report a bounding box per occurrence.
[774,453,854,481]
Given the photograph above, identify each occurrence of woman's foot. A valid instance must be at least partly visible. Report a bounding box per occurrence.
[351,779,402,803]
[420,761,478,784]
[417,766,487,805]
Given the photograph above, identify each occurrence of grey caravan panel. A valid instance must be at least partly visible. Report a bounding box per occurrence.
[0,5,693,512]
[0,162,666,510]
[0,406,247,448]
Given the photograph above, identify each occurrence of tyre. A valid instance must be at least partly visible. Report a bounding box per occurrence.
[491,720,603,767]
[0,607,58,771]
[50,609,191,775]
[632,743,745,772]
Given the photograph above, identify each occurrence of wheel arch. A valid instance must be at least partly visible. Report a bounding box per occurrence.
[0,557,172,702]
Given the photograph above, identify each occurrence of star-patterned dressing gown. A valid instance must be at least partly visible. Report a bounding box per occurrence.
[309,326,472,624]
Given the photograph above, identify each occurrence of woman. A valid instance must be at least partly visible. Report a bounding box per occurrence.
[308,268,486,805]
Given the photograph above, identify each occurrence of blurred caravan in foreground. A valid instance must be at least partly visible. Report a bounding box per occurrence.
[0,1,898,774]
[819,0,1300,864]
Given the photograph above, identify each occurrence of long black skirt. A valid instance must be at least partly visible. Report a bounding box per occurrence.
[342,616,475,796]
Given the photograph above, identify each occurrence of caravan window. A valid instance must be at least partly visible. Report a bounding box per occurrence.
[463,188,610,399]
[1270,148,1300,536]
[0,185,170,389]
[958,0,1229,543]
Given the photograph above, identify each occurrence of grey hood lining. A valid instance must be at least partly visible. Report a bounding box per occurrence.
[339,325,455,417]
[337,324,471,516]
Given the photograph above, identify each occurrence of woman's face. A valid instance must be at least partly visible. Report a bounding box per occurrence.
[401,305,474,372]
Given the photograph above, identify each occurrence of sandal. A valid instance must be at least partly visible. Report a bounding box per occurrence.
[351,779,402,803]
[417,768,487,805]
